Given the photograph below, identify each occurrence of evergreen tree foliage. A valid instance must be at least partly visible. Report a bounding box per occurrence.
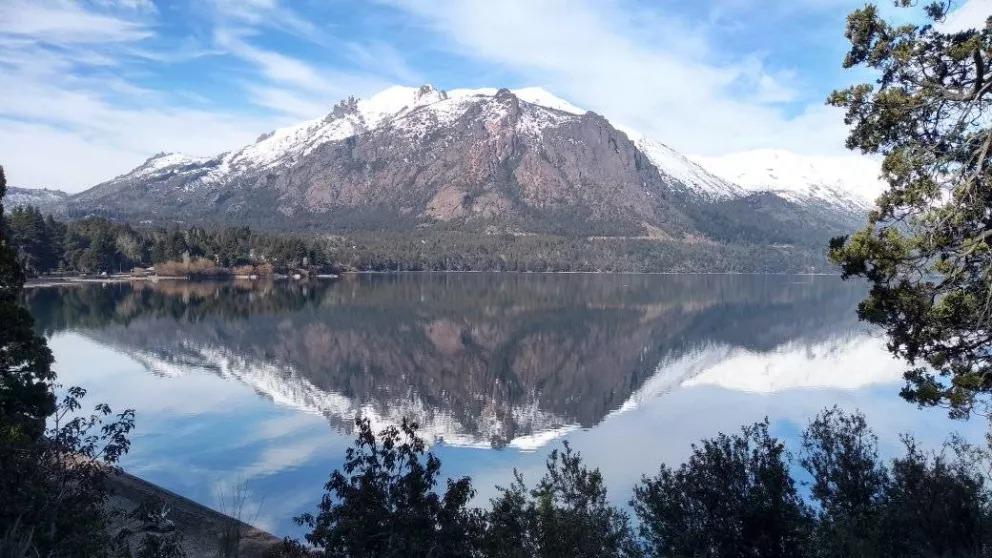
[800,407,992,558]
[4,212,829,276]
[6,206,57,274]
[286,409,992,558]
[827,2,992,416]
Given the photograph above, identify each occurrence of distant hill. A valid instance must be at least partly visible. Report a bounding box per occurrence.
[5,187,69,212]
[46,85,870,250]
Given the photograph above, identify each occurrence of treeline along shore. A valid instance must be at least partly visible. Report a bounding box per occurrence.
[5,205,831,276]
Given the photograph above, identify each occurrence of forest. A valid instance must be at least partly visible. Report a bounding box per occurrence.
[3,206,331,276]
[3,206,829,276]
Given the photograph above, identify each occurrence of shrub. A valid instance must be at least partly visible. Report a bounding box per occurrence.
[296,418,481,558]
[155,258,229,278]
[485,444,641,558]
[800,407,888,556]
[633,420,812,558]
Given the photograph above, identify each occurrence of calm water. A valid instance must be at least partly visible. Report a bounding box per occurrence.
[24,273,985,536]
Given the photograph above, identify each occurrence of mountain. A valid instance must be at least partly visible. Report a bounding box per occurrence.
[54,85,870,248]
[695,149,879,213]
[5,187,69,212]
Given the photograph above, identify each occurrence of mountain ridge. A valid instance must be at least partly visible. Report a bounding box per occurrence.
[12,85,872,250]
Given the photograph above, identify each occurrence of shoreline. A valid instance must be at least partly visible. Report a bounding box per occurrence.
[24,269,841,289]
[22,273,340,289]
[107,468,281,557]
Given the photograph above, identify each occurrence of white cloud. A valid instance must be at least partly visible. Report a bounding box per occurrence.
[206,0,321,43]
[214,29,336,93]
[939,0,991,32]
[0,0,152,44]
[383,0,849,159]
[0,0,386,190]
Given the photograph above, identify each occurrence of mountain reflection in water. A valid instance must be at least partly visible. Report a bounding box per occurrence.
[28,274,888,447]
[27,273,972,537]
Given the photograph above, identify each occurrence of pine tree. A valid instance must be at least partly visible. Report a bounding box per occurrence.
[828,4,992,416]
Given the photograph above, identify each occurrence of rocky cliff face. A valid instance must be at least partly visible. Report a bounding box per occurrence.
[57,85,866,245]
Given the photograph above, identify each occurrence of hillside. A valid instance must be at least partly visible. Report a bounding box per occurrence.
[5,187,69,212]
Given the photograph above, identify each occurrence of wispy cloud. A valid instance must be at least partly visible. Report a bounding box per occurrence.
[0,1,284,190]
[213,29,397,119]
[205,0,322,43]
[344,41,423,84]
[214,29,336,93]
[0,0,153,44]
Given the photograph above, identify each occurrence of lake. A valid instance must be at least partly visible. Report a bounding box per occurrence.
[24,273,984,537]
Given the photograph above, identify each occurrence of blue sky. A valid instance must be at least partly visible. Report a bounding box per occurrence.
[0,0,987,191]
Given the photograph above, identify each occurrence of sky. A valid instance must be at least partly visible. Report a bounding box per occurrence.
[0,0,988,193]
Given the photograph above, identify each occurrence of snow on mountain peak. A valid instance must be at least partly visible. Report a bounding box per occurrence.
[619,128,744,200]
[693,149,882,209]
[358,84,449,124]
[219,85,589,173]
[443,86,585,115]
[131,152,206,178]
[511,87,586,114]
[113,85,880,214]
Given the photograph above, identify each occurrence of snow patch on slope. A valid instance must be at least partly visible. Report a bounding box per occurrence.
[215,85,449,175]
[682,335,902,393]
[622,131,744,199]
[445,87,585,115]
[611,334,901,419]
[512,87,586,114]
[693,149,881,210]
[120,340,575,450]
[131,152,209,178]
[5,187,69,208]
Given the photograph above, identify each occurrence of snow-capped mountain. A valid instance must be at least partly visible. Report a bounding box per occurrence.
[81,85,594,197]
[694,149,880,212]
[56,84,870,247]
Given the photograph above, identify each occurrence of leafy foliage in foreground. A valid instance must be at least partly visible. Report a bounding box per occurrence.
[288,408,992,558]
[296,418,480,558]
[483,445,640,558]
[827,3,992,415]
[633,420,812,558]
